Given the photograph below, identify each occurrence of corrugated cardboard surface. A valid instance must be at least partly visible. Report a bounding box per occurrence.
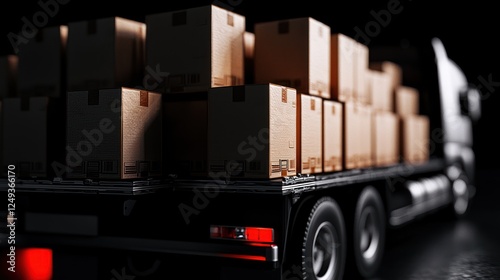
[331,34,355,102]
[3,97,49,178]
[0,55,18,98]
[370,61,402,93]
[298,94,322,174]
[344,101,372,169]
[66,88,161,179]
[373,111,399,166]
[401,115,429,164]
[396,86,419,116]
[323,100,343,172]
[164,92,208,177]
[354,42,369,104]
[66,89,122,178]
[358,103,373,168]
[255,18,330,98]
[208,84,296,179]
[146,5,245,93]
[18,26,67,97]
[67,17,145,91]
[368,69,392,111]
[122,88,162,179]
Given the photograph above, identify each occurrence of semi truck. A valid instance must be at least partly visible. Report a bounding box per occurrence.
[0,35,481,280]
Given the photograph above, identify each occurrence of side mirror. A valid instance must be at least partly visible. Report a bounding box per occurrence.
[460,86,481,123]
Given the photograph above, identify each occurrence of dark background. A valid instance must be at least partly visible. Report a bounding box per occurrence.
[1,0,498,171]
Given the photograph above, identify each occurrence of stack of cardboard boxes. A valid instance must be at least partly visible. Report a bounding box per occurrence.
[65,17,162,180]
[1,26,67,179]
[0,4,430,181]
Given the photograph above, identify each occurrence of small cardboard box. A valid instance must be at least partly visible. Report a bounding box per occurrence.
[323,100,343,172]
[66,88,162,179]
[331,33,355,102]
[255,17,331,98]
[146,5,245,93]
[67,17,146,91]
[354,42,369,104]
[370,61,402,93]
[18,26,67,97]
[163,92,208,178]
[244,31,255,84]
[2,97,65,179]
[401,115,429,164]
[373,111,399,166]
[396,86,419,116]
[344,101,373,169]
[208,84,296,179]
[298,93,323,174]
[368,69,392,112]
[0,55,18,98]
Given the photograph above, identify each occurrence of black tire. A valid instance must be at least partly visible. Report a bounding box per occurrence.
[353,186,386,278]
[300,197,347,280]
[446,165,471,218]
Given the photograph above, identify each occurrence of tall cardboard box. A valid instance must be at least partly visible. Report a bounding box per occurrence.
[370,61,402,93]
[164,92,208,178]
[331,34,355,102]
[368,69,392,112]
[344,101,373,169]
[323,100,343,172]
[373,111,399,166]
[146,5,245,93]
[396,86,419,116]
[18,26,67,97]
[2,97,65,179]
[401,115,429,164]
[244,31,255,84]
[0,55,18,98]
[354,42,369,104]
[255,18,330,98]
[298,94,323,174]
[66,88,162,179]
[67,17,146,91]
[208,84,296,179]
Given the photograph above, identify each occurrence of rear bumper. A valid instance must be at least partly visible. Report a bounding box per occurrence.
[14,234,279,263]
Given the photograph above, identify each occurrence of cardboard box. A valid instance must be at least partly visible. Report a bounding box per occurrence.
[255,17,330,98]
[0,55,18,98]
[323,100,343,172]
[370,61,402,93]
[401,115,429,164]
[2,97,65,179]
[66,88,162,179]
[18,26,67,97]
[208,84,296,179]
[396,86,419,116]
[244,31,255,84]
[67,17,146,91]
[354,42,369,104]
[368,69,392,112]
[146,5,245,93]
[331,34,355,102]
[163,92,208,178]
[344,101,373,169]
[298,94,323,174]
[373,111,399,166]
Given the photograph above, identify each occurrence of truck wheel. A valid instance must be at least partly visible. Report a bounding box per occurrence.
[446,165,471,217]
[353,186,385,278]
[301,197,346,280]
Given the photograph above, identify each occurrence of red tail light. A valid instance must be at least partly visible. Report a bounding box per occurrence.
[210,225,274,243]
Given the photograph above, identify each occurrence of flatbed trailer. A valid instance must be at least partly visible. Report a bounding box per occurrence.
[0,36,481,280]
